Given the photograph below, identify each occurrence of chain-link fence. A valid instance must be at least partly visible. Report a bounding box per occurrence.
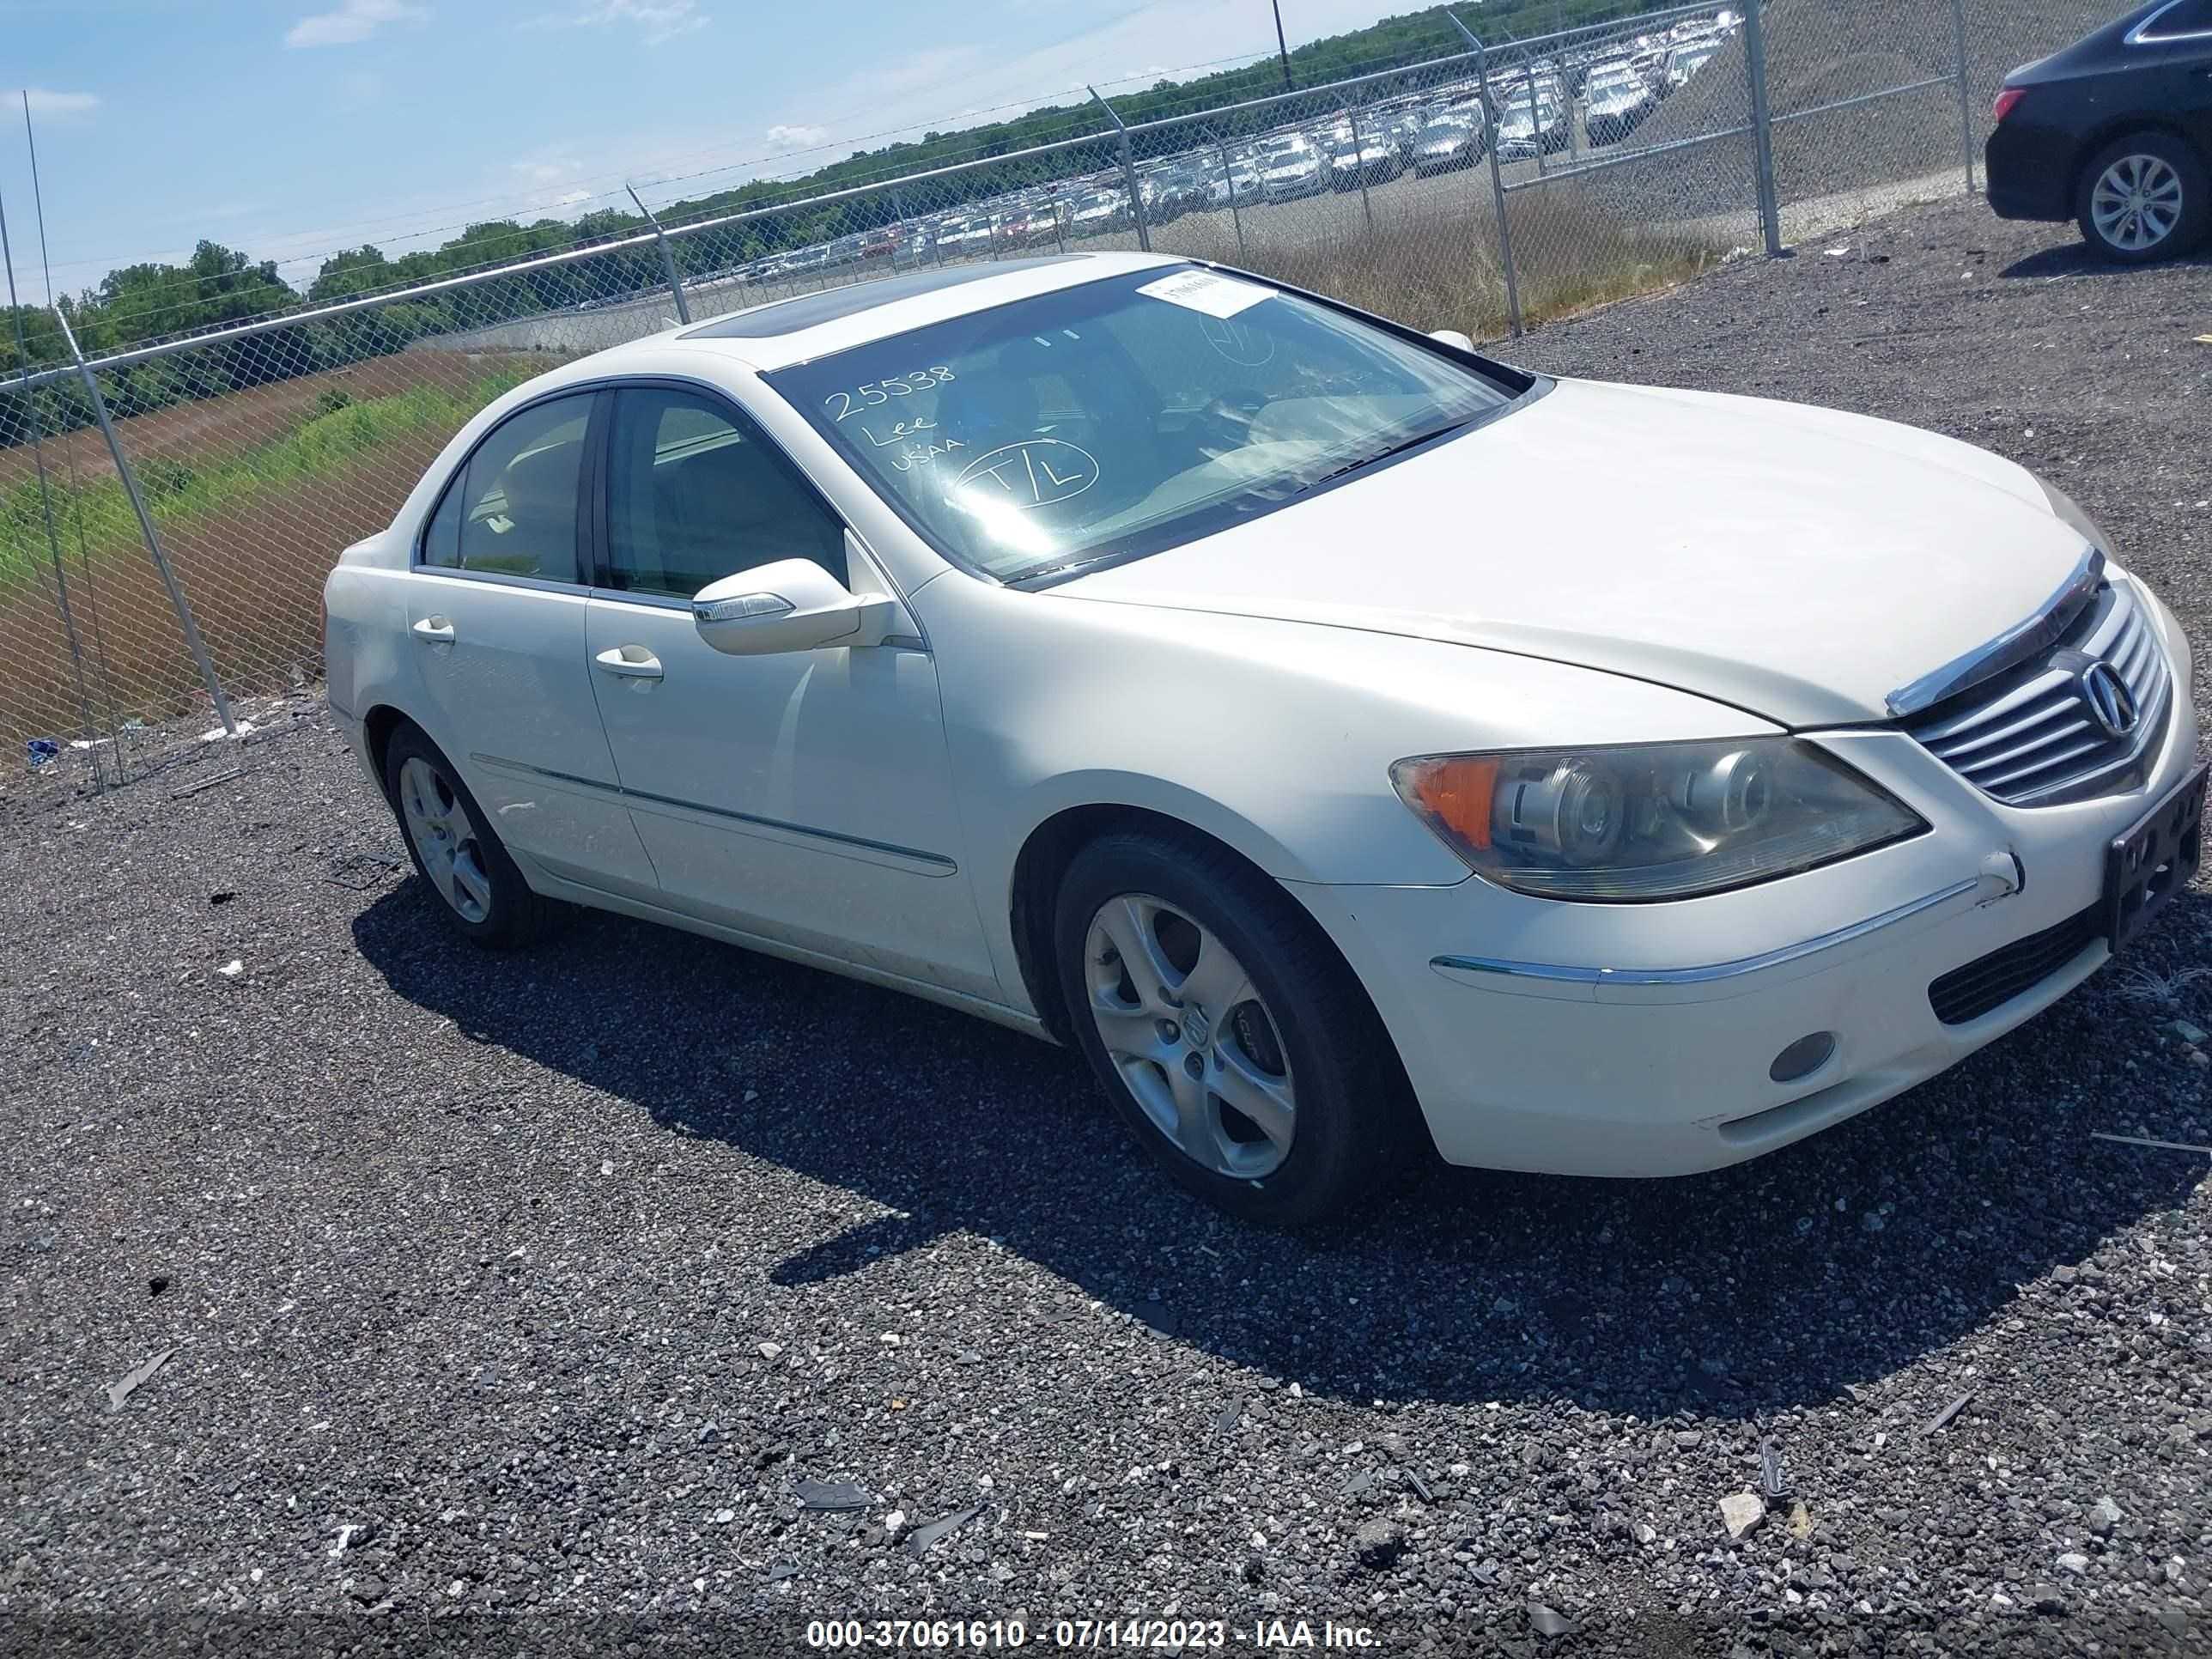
[0,0,2123,793]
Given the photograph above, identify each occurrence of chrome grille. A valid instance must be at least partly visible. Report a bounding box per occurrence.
[1902,580,2171,807]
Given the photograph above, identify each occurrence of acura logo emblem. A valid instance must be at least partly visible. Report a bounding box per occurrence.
[2078,660,2138,739]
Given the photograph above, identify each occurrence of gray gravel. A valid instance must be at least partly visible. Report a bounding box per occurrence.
[5,196,2212,1656]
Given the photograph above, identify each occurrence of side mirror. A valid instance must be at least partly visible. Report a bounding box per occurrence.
[691,558,896,656]
[1427,327,1478,354]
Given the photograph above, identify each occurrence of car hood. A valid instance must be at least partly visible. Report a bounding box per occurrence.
[1057,378,2080,727]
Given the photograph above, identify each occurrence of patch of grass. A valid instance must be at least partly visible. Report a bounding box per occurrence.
[1170,184,1727,340]
[0,364,533,590]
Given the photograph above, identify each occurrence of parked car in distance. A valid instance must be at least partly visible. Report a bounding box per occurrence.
[1495,93,1571,160]
[1256,133,1328,199]
[1663,37,1724,90]
[1986,0,2212,262]
[328,252,2202,1226]
[1411,114,1486,175]
[1585,58,1659,145]
[1325,130,1406,189]
[1067,189,1129,235]
[1206,157,1264,208]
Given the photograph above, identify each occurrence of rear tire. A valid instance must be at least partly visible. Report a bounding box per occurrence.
[2075,131,2209,264]
[1052,830,1413,1226]
[383,724,548,949]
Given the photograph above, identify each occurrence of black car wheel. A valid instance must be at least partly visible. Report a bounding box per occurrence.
[1053,830,1416,1226]
[383,724,549,948]
[2075,131,2209,263]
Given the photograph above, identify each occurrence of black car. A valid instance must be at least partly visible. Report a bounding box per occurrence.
[1987,0,2212,262]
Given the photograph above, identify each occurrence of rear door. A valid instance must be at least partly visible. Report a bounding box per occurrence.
[404,390,658,895]
[580,382,997,997]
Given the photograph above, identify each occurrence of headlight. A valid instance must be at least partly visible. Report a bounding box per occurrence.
[2038,476,2109,555]
[1389,738,1925,902]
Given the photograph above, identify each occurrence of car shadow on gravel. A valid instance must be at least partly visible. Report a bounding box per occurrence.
[1999,242,2212,281]
[352,884,2206,1421]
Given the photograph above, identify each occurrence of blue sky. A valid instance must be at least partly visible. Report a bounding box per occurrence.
[0,0,1410,299]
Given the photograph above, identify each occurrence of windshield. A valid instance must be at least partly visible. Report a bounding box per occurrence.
[766,266,1526,584]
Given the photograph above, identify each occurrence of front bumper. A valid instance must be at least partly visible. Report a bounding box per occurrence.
[1294,611,2201,1178]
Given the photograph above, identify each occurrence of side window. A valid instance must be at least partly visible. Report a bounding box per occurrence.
[420,393,592,581]
[421,473,462,568]
[605,386,847,599]
[2142,0,2212,34]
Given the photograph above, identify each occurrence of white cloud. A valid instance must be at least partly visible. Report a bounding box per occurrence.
[511,155,583,186]
[554,189,591,205]
[536,0,708,46]
[285,0,429,49]
[763,123,828,151]
[22,88,99,120]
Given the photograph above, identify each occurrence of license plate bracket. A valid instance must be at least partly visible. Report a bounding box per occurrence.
[2105,763,2207,954]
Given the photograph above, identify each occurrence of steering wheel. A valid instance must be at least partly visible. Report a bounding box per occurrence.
[1191,388,1269,456]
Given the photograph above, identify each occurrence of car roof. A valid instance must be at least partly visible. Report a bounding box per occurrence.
[653,251,1181,371]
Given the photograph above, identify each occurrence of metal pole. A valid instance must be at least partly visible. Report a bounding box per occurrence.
[1948,0,1976,195]
[1218,137,1248,260]
[1565,56,1583,167]
[48,307,238,739]
[1272,0,1294,93]
[1348,102,1376,244]
[1528,58,1547,179]
[0,173,98,747]
[1741,0,1784,256]
[1053,201,1066,254]
[1090,86,1152,252]
[626,184,692,324]
[1452,14,1522,339]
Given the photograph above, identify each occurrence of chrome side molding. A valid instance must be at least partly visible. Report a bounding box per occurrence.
[1430,877,1981,988]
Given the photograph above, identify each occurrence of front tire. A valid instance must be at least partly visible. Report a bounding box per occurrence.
[2075,131,2209,264]
[383,725,547,949]
[1052,830,1412,1225]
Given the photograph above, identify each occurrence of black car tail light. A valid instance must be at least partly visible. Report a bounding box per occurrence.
[1992,87,2027,123]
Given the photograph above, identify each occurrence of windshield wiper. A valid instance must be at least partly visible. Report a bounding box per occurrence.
[1294,417,1478,495]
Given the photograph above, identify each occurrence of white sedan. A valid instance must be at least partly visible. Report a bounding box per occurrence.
[325,252,2203,1224]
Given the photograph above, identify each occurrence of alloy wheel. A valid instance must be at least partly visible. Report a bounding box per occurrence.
[2091,154,2184,252]
[397,757,493,924]
[1083,892,1296,1179]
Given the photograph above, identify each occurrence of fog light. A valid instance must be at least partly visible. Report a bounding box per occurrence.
[1768,1031,1836,1085]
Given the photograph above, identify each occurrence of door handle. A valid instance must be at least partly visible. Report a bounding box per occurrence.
[594,645,665,680]
[411,617,455,643]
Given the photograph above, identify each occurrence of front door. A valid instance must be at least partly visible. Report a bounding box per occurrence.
[582,383,997,998]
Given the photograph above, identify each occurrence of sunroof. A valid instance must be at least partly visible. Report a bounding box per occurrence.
[685,257,1090,339]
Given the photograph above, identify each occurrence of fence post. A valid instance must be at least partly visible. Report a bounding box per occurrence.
[1451,13,1522,339]
[1,186,100,748]
[1217,135,1248,261]
[1525,58,1547,179]
[1741,0,1784,256]
[1348,101,1376,245]
[1090,86,1152,252]
[627,185,692,324]
[1948,0,1976,195]
[50,306,239,740]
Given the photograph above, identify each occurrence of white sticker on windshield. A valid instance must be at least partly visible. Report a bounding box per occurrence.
[1136,270,1275,319]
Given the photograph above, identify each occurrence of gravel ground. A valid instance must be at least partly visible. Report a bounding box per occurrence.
[5,195,2212,1657]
